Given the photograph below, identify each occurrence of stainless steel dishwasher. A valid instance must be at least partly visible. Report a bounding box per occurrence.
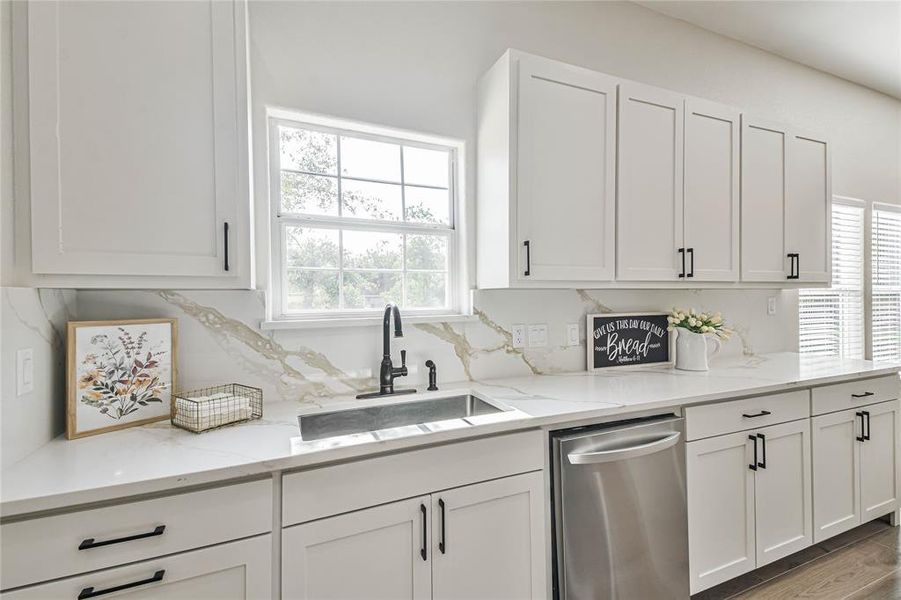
[551,414,689,599]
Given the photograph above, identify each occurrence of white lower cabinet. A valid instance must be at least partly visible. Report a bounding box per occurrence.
[2,534,271,599]
[281,472,546,600]
[813,400,900,542]
[687,419,811,593]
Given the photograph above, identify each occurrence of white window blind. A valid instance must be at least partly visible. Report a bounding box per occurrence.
[872,204,901,363]
[799,202,865,358]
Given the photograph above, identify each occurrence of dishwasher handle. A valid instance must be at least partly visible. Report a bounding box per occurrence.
[568,431,681,465]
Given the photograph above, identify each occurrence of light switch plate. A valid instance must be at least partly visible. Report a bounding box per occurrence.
[566,323,580,346]
[528,324,548,348]
[511,324,526,349]
[17,348,34,396]
[767,297,777,315]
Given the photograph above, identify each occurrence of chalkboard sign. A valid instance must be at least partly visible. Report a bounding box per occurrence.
[587,313,673,370]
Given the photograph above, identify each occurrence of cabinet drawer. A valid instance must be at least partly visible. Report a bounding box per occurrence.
[283,430,543,526]
[685,390,809,441]
[1,534,271,599]
[0,478,272,591]
[812,375,900,416]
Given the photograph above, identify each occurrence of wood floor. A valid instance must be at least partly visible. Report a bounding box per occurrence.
[693,518,901,599]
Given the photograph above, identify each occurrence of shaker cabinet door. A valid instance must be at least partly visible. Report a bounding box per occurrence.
[431,472,546,600]
[786,132,831,283]
[516,53,617,282]
[282,497,431,600]
[25,0,251,286]
[753,419,812,567]
[617,82,685,281]
[687,431,757,594]
[812,409,861,543]
[683,99,740,282]
[741,117,789,282]
[859,400,900,523]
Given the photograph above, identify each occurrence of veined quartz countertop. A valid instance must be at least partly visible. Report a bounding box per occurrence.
[2,352,899,519]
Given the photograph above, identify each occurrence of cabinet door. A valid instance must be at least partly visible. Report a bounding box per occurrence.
[683,99,740,282]
[26,1,250,285]
[687,431,756,594]
[786,132,831,283]
[812,409,861,543]
[741,117,789,282]
[516,54,617,282]
[282,497,431,600]
[2,534,271,599]
[617,82,685,281]
[431,472,546,600]
[860,400,900,522]
[754,419,813,567]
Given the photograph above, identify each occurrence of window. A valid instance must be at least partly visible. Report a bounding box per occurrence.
[872,204,901,362]
[799,201,865,358]
[268,113,463,321]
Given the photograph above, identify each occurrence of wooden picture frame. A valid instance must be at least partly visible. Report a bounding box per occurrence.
[67,318,177,439]
[587,312,674,370]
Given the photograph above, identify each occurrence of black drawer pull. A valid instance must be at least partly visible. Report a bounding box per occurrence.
[420,503,427,561]
[523,240,531,277]
[79,525,165,550]
[678,248,685,278]
[757,433,767,469]
[856,412,866,442]
[742,410,772,419]
[224,222,230,272]
[863,410,871,441]
[78,569,164,599]
[438,498,446,554]
[687,247,694,278]
[851,392,874,398]
[749,435,758,471]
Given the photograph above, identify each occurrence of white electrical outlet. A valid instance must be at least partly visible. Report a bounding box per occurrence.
[528,324,548,348]
[566,323,580,346]
[17,348,34,396]
[767,296,777,316]
[511,324,526,348]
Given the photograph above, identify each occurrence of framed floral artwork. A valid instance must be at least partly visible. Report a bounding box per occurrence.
[67,319,177,439]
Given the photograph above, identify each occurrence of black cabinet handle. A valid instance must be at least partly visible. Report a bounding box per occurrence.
[78,570,164,599]
[79,525,165,550]
[678,248,685,278]
[757,433,767,469]
[863,410,871,441]
[852,392,874,398]
[223,222,230,272]
[786,253,799,279]
[856,412,866,442]
[523,240,530,277]
[742,410,772,419]
[419,503,427,561]
[796,253,800,279]
[438,498,446,554]
[687,248,695,278]
[749,435,758,471]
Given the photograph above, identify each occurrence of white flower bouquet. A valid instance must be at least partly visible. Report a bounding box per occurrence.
[667,308,731,339]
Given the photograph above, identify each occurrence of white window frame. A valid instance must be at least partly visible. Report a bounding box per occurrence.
[264,109,470,327]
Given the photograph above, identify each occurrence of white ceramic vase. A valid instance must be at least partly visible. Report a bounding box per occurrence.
[675,329,721,371]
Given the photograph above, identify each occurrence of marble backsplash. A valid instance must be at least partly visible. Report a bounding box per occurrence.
[1,286,797,464]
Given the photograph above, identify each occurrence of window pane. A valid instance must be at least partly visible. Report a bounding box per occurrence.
[403,147,449,187]
[286,269,339,311]
[873,206,901,362]
[343,272,402,309]
[405,186,450,225]
[342,179,402,221]
[343,230,403,270]
[340,137,401,182]
[406,273,447,308]
[406,235,447,271]
[279,127,337,175]
[285,226,339,268]
[281,173,338,216]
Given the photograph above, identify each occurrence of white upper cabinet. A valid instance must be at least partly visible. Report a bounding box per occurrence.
[683,99,740,282]
[618,87,739,282]
[24,0,252,287]
[477,50,617,288]
[786,132,832,283]
[741,117,830,283]
[617,82,685,281]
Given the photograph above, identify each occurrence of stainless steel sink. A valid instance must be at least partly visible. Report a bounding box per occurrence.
[298,394,506,442]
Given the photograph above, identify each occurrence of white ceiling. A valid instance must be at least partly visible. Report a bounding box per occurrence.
[636,1,901,99]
